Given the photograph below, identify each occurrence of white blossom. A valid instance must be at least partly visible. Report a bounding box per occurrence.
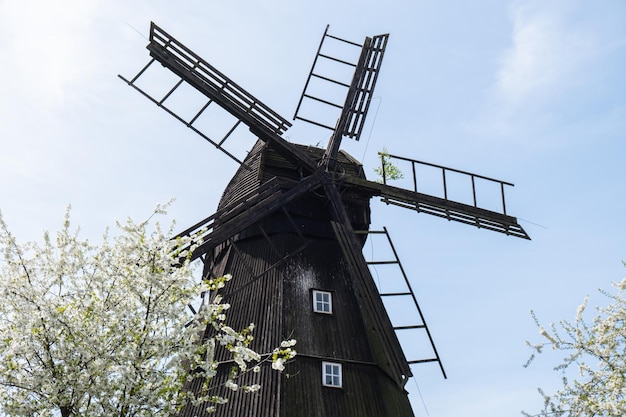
[272,358,285,371]
[525,274,626,416]
[281,339,297,348]
[539,326,558,346]
[242,384,261,393]
[575,296,589,321]
[0,209,296,417]
[224,379,238,391]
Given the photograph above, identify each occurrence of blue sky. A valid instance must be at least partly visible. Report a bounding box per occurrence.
[1,0,625,415]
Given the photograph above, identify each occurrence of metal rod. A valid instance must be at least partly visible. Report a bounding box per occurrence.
[126,58,155,84]
[357,230,385,235]
[318,53,358,67]
[325,32,363,47]
[381,153,387,185]
[394,325,427,330]
[471,175,477,207]
[293,25,329,120]
[382,226,447,379]
[218,120,242,146]
[311,72,351,88]
[442,168,448,200]
[408,358,439,365]
[159,79,184,105]
[380,292,412,296]
[293,115,335,131]
[303,92,344,108]
[188,99,213,126]
[388,153,515,187]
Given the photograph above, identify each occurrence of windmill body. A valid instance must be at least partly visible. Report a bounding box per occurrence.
[174,140,414,416]
[119,22,529,417]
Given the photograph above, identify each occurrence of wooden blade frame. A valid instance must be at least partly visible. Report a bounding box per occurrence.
[293,26,389,167]
[344,175,530,239]
[360,227,447,378]
[374,153,530,239]
[146,22,291,137]
[324,33,388,166]
[119,22,296,168]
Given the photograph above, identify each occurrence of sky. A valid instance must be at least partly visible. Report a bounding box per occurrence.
[1,0,625,415]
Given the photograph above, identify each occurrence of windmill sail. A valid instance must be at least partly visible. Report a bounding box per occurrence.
[362,228,446,377]
[118,22,292,166]
[363,153,531,239]
[293,26,389,165]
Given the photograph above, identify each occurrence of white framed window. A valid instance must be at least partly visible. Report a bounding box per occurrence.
[312,290,332,314]
[322,362,342,388]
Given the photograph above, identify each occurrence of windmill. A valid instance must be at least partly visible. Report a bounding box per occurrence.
[119,23,530,417]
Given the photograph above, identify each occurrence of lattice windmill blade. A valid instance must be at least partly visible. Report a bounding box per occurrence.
[119,22,310,169]
[340,34,388,141]
[293,25,389,166]
[324,33,388,165]
[346,155,530,240]
[360,227,447,378]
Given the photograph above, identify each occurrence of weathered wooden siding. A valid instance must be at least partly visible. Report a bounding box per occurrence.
[176,142,415,417]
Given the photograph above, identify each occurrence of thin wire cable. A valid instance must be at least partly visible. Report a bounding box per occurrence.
[412,376,430,416]
[518,217,548,229]
[361,96,383,161]
[368,234,382,290]
[127,22,149,41]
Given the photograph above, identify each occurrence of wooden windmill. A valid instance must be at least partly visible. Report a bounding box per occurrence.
[119,23,530,417]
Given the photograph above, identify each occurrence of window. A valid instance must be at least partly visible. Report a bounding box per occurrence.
[312,290,332,314]
[322,362,342,387]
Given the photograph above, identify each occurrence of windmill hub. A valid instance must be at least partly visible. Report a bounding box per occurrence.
[219,140,371,242]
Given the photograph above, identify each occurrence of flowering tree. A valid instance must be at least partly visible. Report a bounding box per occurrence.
[0,208,295,417]
[524,269,626,416]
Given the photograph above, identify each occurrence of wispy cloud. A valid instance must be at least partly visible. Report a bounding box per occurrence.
[495,1,593,106]
[469,0,626,145]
